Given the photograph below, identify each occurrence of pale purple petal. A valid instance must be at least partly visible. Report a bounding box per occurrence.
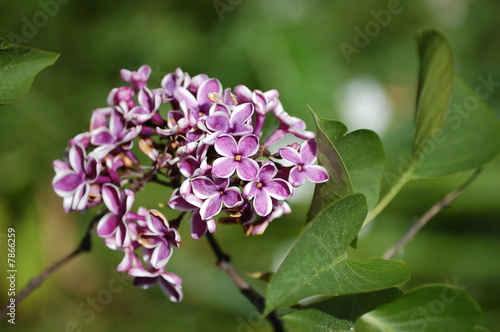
[150,243,172,269]
[222,187,242,208]
[259,163,278,183]
[301,139,318,166]
[289,166,307,187]
[207,218,216,233]
[97,213,120,237]
[235,158,259,181]
[191,177,217,199]
[68,144,85,173]
[178,156,199,178]
[72,183,90,211]
[304,165,330,183]
[174,87,198,110]
[232,123,253,135]
[230,103,253,126]
[279,146,302,165]
[212,157,237,178]
[52,171,83,196]
[206,112,230,132]
[91,127,115,145]
[159,274,183,302]
[238,134,259,157]
[190,210,207,239]
[243,181,259,199]
[234,85,252,102]
[214,135,238,157]
[254,190,272,217]
[264,179,292,200]
[102,184,121,214]
[200,194,223,220]
[197,78,222,107]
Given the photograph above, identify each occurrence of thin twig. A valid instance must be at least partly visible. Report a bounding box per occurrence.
[383,168,483,260]
[0,209,106,319]
[206,233,285,332]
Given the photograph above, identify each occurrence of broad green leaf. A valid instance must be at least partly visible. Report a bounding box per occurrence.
[265,194,410,313]
[412,30,454,161]
[307,111,353,221]
[283,309,353,332]
[307,288,403,322]
[413,76,500,178]
[0,39,59,104]
[359,284,482,332]
[334,129,385,210]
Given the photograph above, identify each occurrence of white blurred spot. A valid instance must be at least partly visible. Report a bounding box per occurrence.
[424,0,469,27]
[337,76,392,134]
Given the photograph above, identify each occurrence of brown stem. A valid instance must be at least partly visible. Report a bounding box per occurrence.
[383,168,483,260]
[205,233,285,332]
[0,209,106,319]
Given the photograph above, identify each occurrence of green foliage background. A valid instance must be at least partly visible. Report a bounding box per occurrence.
[1,1,499,331]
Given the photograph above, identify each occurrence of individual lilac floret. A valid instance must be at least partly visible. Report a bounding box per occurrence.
[243,162,293,217]
[130,268,183,303]
[52,144,101,212]
[120,65,151,91]
[203,103,254,144]
[90,109,141,160]
[97,184,137,248]
[213,134,260,181]
[279,139,329,187]
[191,176,243,220]
[137,210,181,270]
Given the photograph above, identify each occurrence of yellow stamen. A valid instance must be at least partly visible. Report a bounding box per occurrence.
[235,154,242,162]
[256,182,263,188]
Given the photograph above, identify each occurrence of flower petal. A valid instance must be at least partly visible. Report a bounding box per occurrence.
[200,194,223,220]
[97,213,120,237]
[230,103,253,126]
[191,177,217,199]
[52,171,83,196]
[279,146,302,165]
[235,158,259,181]
[206,112,230,132]
[222,187,242,208]
[150,243,172,269]
[300,139,318,166]
[238,134,259,157]
[214,135,238,157]
[102,184,121,214]
[259,162,278,183]
[197,78,222,109]
[253,189,272,217]
[304,165,330,183]
[289,166,306,187]
[212,157,237,178]
[190,210,207,239]
[265,179,292,200]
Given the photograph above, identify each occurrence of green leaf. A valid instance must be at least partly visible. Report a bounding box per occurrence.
[334,129,385,210]
[412,76,500,178]
[307,110,385,221]
[359,284,482,332]
[265,194,410,313]
[307,288,403,322]
[307,111,353,221]
[0,39,59,104]
[412,30,454,161]
[283,309,354,332]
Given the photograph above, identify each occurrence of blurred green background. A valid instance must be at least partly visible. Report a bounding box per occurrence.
[1,0,499,331]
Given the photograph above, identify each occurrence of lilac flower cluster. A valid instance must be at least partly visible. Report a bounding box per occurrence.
[52,65,329,302]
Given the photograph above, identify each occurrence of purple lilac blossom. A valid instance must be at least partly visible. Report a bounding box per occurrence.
[51,65,330,302]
